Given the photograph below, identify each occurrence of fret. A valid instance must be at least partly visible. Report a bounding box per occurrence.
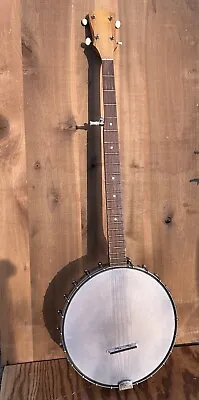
[104,128,118,133]
[106,172,120,175]
[109,246,125,250]
[109,228,123,231]
[109,255,126,259]
[104,152,119,155]
[111,250,125,256]
[109,240,125,243]
[104,103,116,106]
[107,207,122,210]
[106,162,120,165]
[104,142,119,144]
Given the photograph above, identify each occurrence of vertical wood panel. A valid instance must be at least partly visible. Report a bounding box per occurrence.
[0,0,32,363]
[21,0,96,361]
[119,0,199,343]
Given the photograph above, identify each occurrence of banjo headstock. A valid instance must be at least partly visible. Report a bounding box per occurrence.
[82,10,121,59]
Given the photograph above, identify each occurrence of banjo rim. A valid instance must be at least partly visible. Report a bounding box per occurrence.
[60,262,178,389]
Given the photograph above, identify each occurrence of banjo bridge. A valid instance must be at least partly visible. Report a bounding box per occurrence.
[107,342,138,355]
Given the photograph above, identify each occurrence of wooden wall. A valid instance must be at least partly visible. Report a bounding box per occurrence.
[0,0,199,368]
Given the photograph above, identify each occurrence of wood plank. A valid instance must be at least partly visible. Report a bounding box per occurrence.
[0,0,32,363]
[21,0,95,362]
[1,345,199,400]
[118,0,199,343]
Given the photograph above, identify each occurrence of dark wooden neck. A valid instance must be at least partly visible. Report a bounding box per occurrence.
[102,59,126,266]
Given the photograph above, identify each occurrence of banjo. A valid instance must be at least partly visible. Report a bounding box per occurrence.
[59,10,177,390]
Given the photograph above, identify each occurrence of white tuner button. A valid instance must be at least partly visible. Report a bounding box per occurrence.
[85,37,92,46]
[81,18,88,26]
[115,20,121,29]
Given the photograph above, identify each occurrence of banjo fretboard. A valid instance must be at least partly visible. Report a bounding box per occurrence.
[102,59,126,266]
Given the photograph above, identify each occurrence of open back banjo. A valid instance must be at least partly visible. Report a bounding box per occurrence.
[59,10,177,390]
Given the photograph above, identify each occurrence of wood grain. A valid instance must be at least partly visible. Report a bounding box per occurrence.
[0,0,32,363]
[1,345,199,400]
[118,0,199,343]
[21,0,92,362]
[1,0,199,365]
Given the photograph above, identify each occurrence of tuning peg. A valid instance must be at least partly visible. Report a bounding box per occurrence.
[85,37,92,46]
[117,41,123,46]
[81,18,88,26]
[115,20,121,29]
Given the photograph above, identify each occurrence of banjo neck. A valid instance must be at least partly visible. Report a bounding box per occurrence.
[102,59,126,266]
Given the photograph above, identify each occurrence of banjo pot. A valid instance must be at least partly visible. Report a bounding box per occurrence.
[58,10,177,390]
[60,261,177,389]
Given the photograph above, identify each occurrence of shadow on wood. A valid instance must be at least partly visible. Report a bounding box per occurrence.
[43,45,108,348]
[0,260,16,365]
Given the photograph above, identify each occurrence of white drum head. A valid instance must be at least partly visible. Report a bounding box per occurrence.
[61,266,177,387]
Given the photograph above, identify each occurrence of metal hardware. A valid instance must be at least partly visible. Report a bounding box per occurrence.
[91,14,95,19]
[63,294,68,299]
[72,280,78,287]
[107,343,137,355]
[81,18,88,26]
[94,34,99,39]
[85,37,92,46]
[117,41,123,46]
[110,35,115,40]
[57,326,60,331]
[165,215,172,224]
[119,380,134,391]
[84,269,90,276]
[89,117,104,126]
[98,261,103,267]
[57,309,63,316]
[115,20,121,29]
[140,264,148,272]
[190,178,199,185]
[108,16,113,21]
